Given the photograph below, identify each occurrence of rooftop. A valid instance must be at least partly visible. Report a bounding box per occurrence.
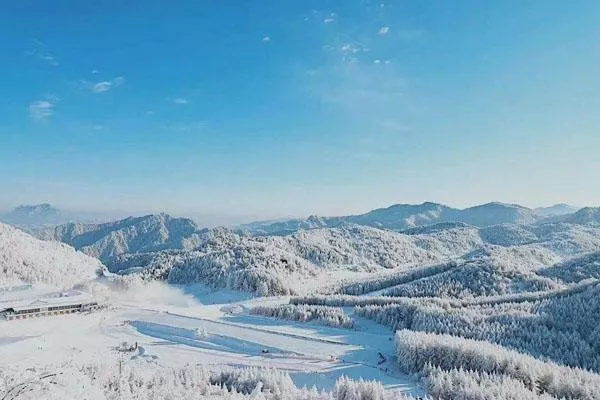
[0,286,95,312]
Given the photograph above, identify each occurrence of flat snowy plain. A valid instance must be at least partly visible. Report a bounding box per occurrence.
[0,281,425,397]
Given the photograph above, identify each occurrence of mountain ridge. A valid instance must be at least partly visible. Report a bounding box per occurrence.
[239,201,544,235]
[38,213,204,261]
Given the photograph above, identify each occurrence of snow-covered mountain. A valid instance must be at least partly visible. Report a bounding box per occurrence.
[39,213,204,261]
[47,213,597,296]
[560,207,600,226]
[0,204,69,230]
[238,202,540,235]
[458,202,538,227]
[34,203,600,297]
[534,203,579,217]
[0,222,104,287]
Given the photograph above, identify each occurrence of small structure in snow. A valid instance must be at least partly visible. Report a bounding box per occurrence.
[116,341,139,353]
[0,289,98,320]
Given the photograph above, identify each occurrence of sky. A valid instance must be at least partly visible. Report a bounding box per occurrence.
[1,0,599,223]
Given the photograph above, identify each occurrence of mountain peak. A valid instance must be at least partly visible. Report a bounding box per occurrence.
[473,202,531,210]
[13,203,59,214]
[0,203,66,230]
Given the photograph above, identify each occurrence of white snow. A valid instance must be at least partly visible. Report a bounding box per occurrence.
[0,281,425,398]
[0,223,104,288]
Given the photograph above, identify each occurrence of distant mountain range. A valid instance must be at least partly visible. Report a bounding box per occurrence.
[1,201,586,234]
[239,202,585,235]
[0,204,69,230]
[2,200,599,296]
[534,203,579,218]
[35,211,600,295]
[0,204,131,232]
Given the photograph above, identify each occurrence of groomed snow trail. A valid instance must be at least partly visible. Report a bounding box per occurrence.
[0,282,425,398]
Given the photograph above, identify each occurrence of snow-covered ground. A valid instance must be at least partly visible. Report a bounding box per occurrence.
[0,281,424,398]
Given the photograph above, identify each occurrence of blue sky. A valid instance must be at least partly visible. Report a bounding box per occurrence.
[1,1,599,222]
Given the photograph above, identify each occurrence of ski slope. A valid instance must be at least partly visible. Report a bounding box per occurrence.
[0,281,424,398]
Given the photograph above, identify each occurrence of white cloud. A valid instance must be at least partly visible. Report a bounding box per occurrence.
[89,76,125,93]
[92,82,111,93]
[340,43,368,55]
[378,26,390,35]
[324,18,335,24]
[172,98,189,105]
[39,55,57,65]
[29,97,58,121]
[303,38,407,113]
[93,124,103,130]
[263,36,271,42]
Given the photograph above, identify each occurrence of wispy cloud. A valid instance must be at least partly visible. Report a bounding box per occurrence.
[295,9,414,160]
[26,40,58,66]
[262,36,271,42]
[323,13,337,24]
[29,96,59,121]
[304,34,405,111]
[378,26,390,35]
[83,76,125,93]
[172,97,189,105]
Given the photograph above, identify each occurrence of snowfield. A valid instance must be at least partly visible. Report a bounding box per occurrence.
[0,281,424,399]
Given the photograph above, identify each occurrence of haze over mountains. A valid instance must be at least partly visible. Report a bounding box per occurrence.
[0,204,70,230]
[32,201,593,259]
[1,201,585,233]
[239,201,580,235]
[0,203,127,232]
[534,203,579,217]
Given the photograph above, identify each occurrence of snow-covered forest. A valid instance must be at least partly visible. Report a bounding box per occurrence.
[395,329,600,400]
[3,203,600,399]
[0,363,406,400]
[251,304,355,329]
[0,223,104,288]
[31,206,600,298]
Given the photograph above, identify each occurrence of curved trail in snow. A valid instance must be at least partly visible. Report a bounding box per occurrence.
[164,311,349,346]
